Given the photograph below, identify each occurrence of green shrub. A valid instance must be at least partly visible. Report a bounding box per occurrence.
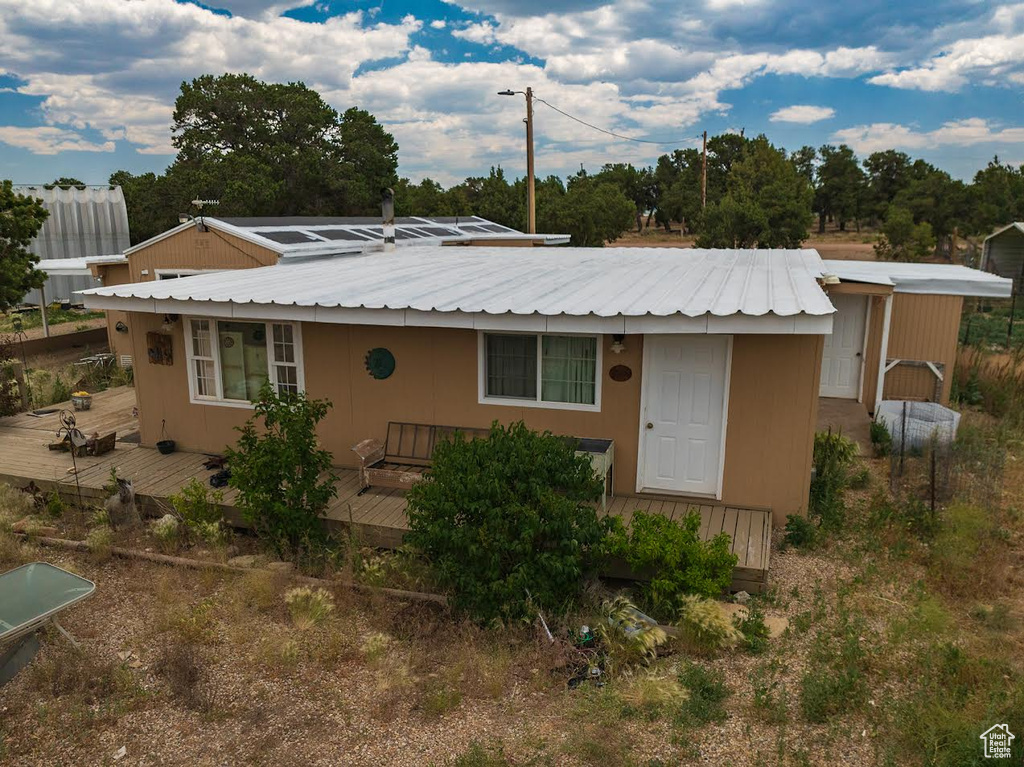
[168,478,226,546]
[86,525,114,561]
[737,600,771,655]
[44,490,67,518]
[151,514,181,552]
[870,419,892,457]
[783,514,818,550]
[610,510,737,615]
[677,662,730,726]
[405,421,611,624]
[809,429,858,531]
[447,742,513,767]
[750,659,790,724]
[226,381,338,559]
[676,595,742,653]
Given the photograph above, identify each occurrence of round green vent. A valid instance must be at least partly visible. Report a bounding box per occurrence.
[365,347,396,380]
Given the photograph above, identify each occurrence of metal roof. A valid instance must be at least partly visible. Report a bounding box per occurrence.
[981,222,1024,288]
[125,215,569,259]
[14,184,130,303]
[37,255,127,277]
[821,259,1012,298]
[81,246,834,334]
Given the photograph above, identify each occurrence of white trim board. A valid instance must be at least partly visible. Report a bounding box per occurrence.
[80,294,835,335]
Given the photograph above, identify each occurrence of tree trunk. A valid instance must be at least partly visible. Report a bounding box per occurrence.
[818,212,825,234]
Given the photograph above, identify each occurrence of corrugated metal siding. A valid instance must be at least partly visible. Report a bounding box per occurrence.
[128,225,279,282]
[884,294,963,404]
[984,226,1024,290]
[15,185,130,304]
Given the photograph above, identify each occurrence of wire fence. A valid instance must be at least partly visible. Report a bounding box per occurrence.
[886,401,1005,512]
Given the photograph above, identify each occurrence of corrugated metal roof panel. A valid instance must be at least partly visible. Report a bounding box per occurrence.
[84,246,834,318]
[821,260,1012,298]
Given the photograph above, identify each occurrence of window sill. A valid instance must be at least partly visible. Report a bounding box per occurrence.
[479,395,601,413]
[189,396,256,410]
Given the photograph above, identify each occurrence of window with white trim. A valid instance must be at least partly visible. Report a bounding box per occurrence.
[185,318,304,406]
[480,332,601,410]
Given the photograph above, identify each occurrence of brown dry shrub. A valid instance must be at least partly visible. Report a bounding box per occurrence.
[154,641,220,713]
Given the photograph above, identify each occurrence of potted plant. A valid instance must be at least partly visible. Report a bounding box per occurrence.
[71,390,92,411]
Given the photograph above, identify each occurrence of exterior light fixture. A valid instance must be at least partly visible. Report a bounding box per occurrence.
[161,313,179,333]
[611,334,626,354]
[115,321,129,334]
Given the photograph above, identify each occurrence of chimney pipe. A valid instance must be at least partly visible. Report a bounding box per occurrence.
[382,187,395,252]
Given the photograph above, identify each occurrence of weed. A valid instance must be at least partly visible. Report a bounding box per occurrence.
[782,514,818,550]
[284,586,335,630]
[736,600,771,655]
[928,503,1010,599]
[27,643,143,715]
[151,514,180,553]
[44,490,66,519]
[165,598,217,644]
[799,609,869,723]
[809,429,859,531]
[870,419,892,457]
[617,671,688,720]
[154,641,218,713]
[447,742,513,767]
[0,482,34,519]
[420,683,463,718]
[85,526,113,561]
[675,595,742,654]
[236,569,287,614]
[848,466,871,490]
[676,662,730,726]
[593,596,669,673]
[361,632,393,665]
[969,602,1015,632]
[167,478,227,546]
[750,659,789,724]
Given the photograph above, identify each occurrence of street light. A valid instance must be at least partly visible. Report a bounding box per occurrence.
[498,87,535,234]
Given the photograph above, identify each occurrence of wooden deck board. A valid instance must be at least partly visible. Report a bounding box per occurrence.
[0,385,771,591]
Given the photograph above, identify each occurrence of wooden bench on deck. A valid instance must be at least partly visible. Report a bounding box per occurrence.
[351,422,490,494]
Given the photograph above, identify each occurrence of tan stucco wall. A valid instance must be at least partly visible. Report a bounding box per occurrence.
[97,262,133,365]
[127,316,822,519]
[127,226,278,282]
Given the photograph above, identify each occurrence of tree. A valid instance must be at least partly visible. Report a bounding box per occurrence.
[450,166,525,229]
[46,177,86,189]
[595,163,658,231]
[696,136,812,248]
[405,421,613,623]
[863,149,913,223]
[0,180,48,311]
[537,172,635,246]
[113,73,399,239]
[653,148,702,231]
[874,206,935,262]
[967,157,1024,236]
[816,144,865,233]
[790,146,817,187]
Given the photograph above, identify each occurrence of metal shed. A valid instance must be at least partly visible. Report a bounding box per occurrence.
[14,185,130,305]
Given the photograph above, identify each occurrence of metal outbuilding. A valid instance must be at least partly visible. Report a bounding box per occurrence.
[14,184,130,305]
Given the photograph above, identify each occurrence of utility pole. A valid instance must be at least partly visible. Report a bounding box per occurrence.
[701,130,707,211]
[498,87,537,234]
[525,87,536,234]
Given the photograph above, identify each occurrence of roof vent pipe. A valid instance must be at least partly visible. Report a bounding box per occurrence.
[382,187,395,252]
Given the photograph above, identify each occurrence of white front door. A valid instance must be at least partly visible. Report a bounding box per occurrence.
[639,335,729,496]
[820,293,868,399]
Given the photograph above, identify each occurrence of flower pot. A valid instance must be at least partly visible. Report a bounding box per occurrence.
[156,439,176,455]
[71,394,92,411]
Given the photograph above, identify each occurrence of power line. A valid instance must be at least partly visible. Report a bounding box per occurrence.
[533,97,700,146]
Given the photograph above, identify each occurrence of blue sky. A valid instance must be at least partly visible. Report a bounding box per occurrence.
[1,0,1023,187]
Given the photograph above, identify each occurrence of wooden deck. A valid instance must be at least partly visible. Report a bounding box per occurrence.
[0,387,770,592]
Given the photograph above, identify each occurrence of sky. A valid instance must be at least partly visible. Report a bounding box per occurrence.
[1,0,1023,188]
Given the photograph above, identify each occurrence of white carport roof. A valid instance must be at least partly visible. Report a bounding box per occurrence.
[821,260,1012,298]
[37,255,127,277]
[81,246,835,335]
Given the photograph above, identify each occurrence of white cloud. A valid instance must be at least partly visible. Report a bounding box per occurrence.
[430,19,447,30]
[769,105,836,124]
[832,118,1024,154]
[205,0,316,19]
[0,125,114,154]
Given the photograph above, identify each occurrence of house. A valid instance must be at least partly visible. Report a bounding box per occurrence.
[818,260,1011,413]
[82,245,834,522]
[86,215,569,367]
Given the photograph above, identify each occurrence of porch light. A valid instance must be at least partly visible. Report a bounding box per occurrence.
[161,314,179,333]
[115,321,128,334]
[611,334,626,354]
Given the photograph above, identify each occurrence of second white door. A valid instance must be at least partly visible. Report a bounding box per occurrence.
[820,293,868,399]
[640,335,729,497]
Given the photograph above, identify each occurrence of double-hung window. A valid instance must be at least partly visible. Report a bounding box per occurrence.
[185,318,304,406]
[480,332,601,411]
